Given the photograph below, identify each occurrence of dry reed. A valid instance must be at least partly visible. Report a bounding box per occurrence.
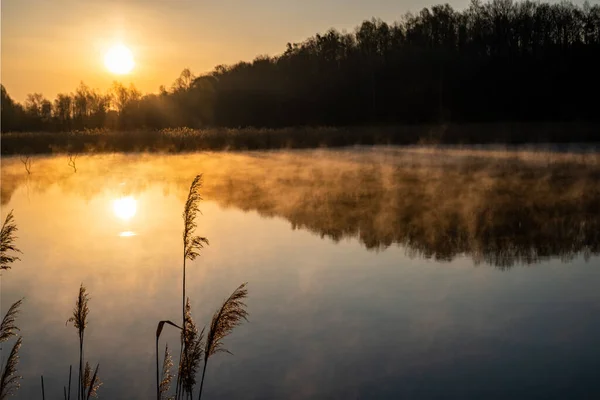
[198,283,248,400]
[1,210,21,270]
[82,362,101,399]
[0,211,23,399]
[156,320,181,400]
[159,345,175,400]
[66,284,90,400]
[178,299,205,400]
[176,175,208,398]
[0,300,22,343]
[0,337,22,400]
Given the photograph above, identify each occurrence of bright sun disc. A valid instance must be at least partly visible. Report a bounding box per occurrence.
[104,44,135,74]
[113,196,137,220]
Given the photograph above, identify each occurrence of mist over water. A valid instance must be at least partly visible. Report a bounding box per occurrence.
[2,147,600,399]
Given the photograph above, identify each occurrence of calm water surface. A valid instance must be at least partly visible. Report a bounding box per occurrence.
[1,148,599,399]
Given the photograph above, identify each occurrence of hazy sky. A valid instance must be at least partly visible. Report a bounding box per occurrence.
[1,0,591,102]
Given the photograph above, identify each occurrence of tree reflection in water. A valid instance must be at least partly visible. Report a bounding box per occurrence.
[2,147,598,268]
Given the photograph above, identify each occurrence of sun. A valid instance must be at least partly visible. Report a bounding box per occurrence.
[104,44,135,74]
[113,196,137,220]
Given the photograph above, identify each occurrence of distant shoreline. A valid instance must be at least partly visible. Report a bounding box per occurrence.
[2,122,599,155]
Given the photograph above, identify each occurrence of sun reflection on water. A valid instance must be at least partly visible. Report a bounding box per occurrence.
[118,231,137,237]
[113,196,137,220]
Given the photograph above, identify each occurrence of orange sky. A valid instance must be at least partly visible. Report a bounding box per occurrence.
[3,0,579,103]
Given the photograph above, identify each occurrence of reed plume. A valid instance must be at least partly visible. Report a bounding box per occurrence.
[178,299,205,400]
[198,283,248,400]
[0,302,23,399]
[1,210,21,270]
[183,175,209,263]
[82,362,101,399]
[181,174,209,326]
[177,175,208,398]
[66,284,90,400]
[0,211,22,400]
[156,321,181,400]
[159,345,175,400]
[0,299,22,343]
[0,337,22,400]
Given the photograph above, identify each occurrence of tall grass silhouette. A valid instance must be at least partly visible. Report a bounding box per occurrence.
[181,175,209,325]
[178,300,204,399]
[0,302,23,399]
[66,284,89,400]
[176,175,208,398]
[66,284,101,400]
[154,175,248,400]
[82,362,101,399]
[0,180,250,398]
[64,365,73,400]
[0,305,22,400]
[156,320,181,399]
[158,344,174,400]
[0,337,22,399]
[0,210,23,398]
[198,283,248,400]
[1,211,21,270]
[2,123,600,156]
[0,300,22,344]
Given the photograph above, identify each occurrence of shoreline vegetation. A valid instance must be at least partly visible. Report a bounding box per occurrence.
[2,122,600,155]
[2,0,599,138]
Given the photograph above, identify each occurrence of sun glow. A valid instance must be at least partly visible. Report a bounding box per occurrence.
[104,44,135,74]
[119,231,137,237]
[113,196,137,220]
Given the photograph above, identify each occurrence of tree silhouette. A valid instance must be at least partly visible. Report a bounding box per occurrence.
[2,0,599,134]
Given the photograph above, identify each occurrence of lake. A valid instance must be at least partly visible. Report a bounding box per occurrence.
[1,147,600,399]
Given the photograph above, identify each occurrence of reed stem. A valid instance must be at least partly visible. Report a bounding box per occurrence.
[78,336,83,400]
[68,365,72,400]
[197,360,208,400]
[156,336,160,400]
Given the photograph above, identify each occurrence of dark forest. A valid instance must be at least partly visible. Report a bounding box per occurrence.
[2,0,599,133]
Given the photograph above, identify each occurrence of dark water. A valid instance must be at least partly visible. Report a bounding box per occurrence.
[1,148,599,399]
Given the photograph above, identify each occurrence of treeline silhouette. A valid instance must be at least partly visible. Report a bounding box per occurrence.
[2,0,600,134]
